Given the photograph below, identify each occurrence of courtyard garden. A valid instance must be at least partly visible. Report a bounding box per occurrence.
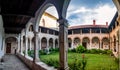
[28,45,119,70]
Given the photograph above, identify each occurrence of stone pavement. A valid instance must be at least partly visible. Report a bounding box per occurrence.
[0,55,30,70]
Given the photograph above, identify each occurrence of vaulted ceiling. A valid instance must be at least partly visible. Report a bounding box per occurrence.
[0,0,45,34]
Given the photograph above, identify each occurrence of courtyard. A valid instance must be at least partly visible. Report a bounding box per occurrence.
[40,52,118,70]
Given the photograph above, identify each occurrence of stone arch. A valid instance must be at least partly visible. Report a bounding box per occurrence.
[73,37,80,47]
[82,37,90,48]
[5,37,17,54]
[41,37,47,49]
[102,37,109,50]
[34,3,58,32]
[25,22,33,33]
[92,37,100,48]
[68,38,72,48]
[49,38,53,48]
[34,0,70,32]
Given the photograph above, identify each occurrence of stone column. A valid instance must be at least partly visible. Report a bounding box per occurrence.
[33,32,40,62]
[39,38,41,50]
[58,18,69,70]
[100,40,102,49]
[89,40,92,49]
[17,39,20,53]
[20,37,23,54]
[29,38,32,50]
[71,40,74,49]
[47,39,49,54]
[25,35,28,56]
[53,39,55,49]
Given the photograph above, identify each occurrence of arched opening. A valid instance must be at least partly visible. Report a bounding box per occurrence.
[41,37,47,49]
[39,6,59,31]
[102,37,109,50]
[55,39,58,48]
[92,37,100,49]
[29,25,34,32]
[82,37,90,48]
[5,37,17,54]
[49,38,53,48]
[68,38,72,48]
[73,37,80,48]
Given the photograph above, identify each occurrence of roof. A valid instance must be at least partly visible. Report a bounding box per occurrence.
[68,25,108,29]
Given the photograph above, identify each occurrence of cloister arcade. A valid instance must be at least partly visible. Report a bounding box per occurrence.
[0,0,120,70]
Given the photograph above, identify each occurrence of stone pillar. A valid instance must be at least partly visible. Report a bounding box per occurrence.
[33,32,40,62]
[58,18,69,70]
[29,38,32,50]
[100,40,102,49]
[25,35,28,56]
[53,39,55,49]
[39,38,41,50]
[47,39,49,54]
[17,39,20,53]
[71,40,74,49]
[20,37,23,54]
[89,40,92,49]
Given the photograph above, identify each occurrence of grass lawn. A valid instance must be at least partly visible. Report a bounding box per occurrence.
[40,52,118,70]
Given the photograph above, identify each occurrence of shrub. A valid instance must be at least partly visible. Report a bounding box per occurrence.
[106,50,112,55]
[44,58,59,68]
[69,54,87,70]
[76,45,86,53]
[90,49,99,54]
[49,48,59,53]
[28,50,34,57]
[68,48,76,53]
[39,50,47,55]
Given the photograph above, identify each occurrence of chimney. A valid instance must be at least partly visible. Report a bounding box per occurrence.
[106,22,108,26]
[93,20,96,25]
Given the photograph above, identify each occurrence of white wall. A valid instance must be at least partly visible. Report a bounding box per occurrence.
[0,15,5,58]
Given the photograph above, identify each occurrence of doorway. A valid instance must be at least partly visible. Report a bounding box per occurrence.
[6,43,11,53]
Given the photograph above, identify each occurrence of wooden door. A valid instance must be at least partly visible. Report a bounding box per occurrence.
[6,43,11,53]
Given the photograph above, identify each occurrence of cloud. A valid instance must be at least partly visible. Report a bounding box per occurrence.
[67,4,117,26]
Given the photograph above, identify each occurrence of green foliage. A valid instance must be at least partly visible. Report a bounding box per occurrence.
[39,50,47,55]
[68,48,76,53]
[49,48,59,53]
[76,45,86,53]
[69,54,87,70]
[42,58,59,68]
[28,50,34,57]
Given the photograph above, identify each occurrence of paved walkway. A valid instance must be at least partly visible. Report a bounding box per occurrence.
[0,55,30,70]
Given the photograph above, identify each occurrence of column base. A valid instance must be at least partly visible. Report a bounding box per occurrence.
[33,57,40,62]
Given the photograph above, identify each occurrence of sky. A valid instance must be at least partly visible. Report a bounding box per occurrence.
[46,0,117,26]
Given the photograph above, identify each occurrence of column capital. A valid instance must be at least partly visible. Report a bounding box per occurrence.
[34,31,39,36]
[57,18,68,27]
